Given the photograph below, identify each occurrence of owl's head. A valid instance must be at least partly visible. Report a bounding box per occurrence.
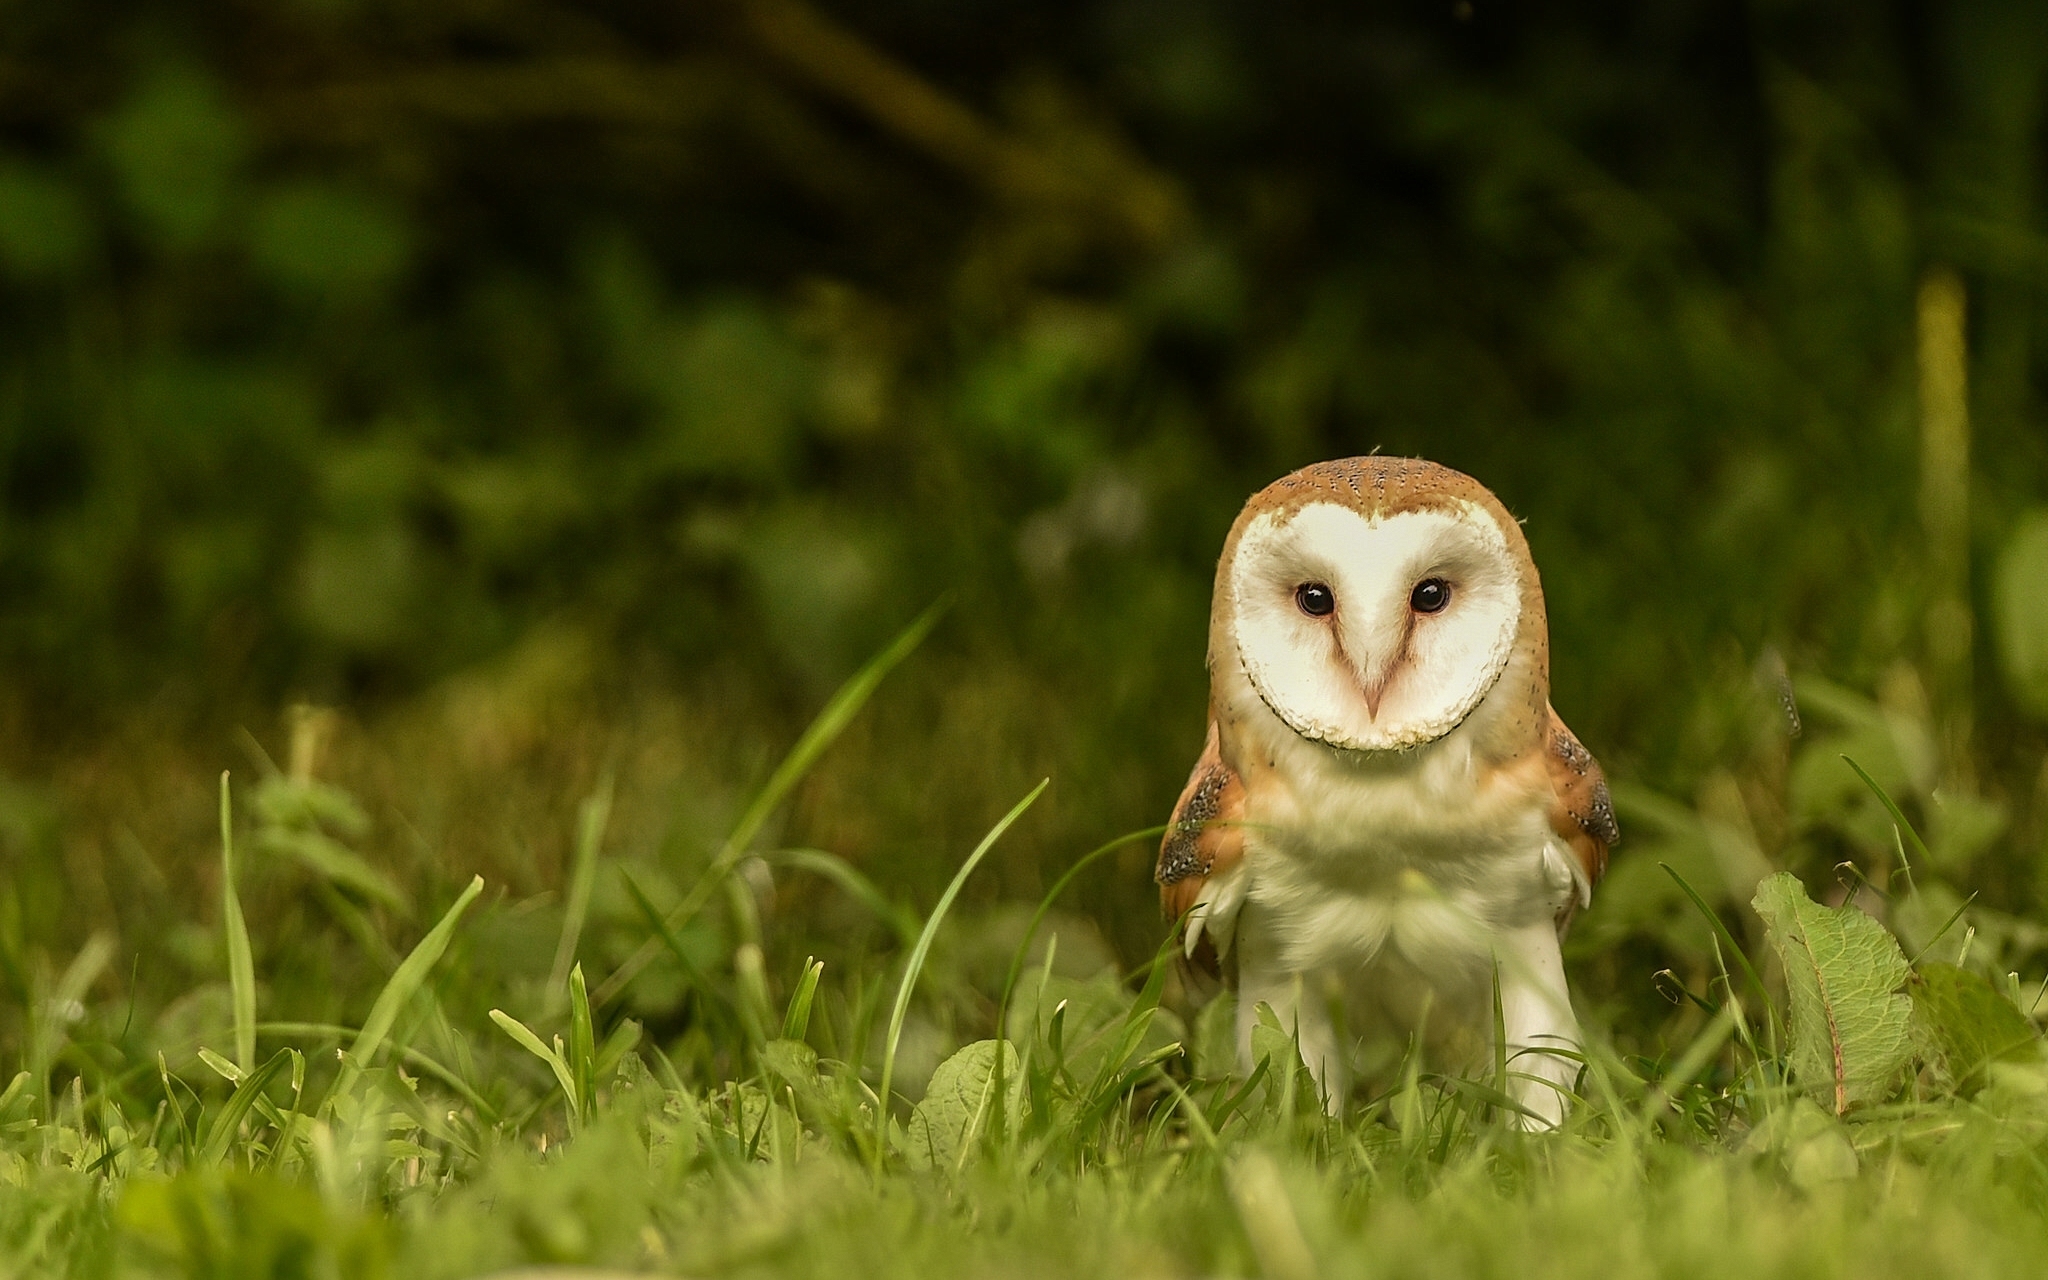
[1215,458,1547,753]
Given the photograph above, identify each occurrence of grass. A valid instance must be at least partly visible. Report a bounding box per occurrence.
[7,640,2048,1280]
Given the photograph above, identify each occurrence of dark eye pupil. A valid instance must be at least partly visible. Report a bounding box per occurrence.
[1295,582,1335,617]
[1410,578,1450,613]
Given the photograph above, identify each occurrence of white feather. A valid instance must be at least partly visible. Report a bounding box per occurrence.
[1183,860,1248,961]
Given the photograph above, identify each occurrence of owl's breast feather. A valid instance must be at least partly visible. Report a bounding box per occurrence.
[1236,742,1563,976]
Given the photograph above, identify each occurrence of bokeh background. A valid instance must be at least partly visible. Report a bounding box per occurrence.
[3,0,2048,1068]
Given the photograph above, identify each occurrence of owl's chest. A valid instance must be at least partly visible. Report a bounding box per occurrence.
[1236,753,1566,978]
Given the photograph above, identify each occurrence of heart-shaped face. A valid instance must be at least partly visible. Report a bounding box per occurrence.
[1227,500,1523,752]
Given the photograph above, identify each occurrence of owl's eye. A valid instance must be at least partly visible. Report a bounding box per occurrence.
[1410,578,1451,614]
[1294,582,1336,617]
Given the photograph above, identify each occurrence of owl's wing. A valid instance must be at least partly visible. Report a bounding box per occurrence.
[1543,704,1619,927]
[1156,717,1248,979]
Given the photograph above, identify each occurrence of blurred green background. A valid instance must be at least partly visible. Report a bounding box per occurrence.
[3,0,2048,1064]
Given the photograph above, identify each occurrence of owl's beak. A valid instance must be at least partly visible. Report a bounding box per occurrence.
[1352,612,1415,722]
[1361,677,1388,721]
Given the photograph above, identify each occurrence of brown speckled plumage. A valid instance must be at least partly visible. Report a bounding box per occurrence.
[1158,718,1245,927]
[1544,710,1619,888]
[1158,766,1230,885]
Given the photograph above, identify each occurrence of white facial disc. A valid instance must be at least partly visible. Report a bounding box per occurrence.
[1229,501,1522,751]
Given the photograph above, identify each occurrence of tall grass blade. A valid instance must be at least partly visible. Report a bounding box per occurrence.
[567,963,595,1118]
[1649,1004,1740,1114]
[721,598,947,868]
[1842,755,1934,875]
[876,778,1047,1170]
[1491,960,1508,1115]
[782,957,825,1042]
[221,772,257,1074]
[593,599,946,1007]
[329,875,485,1107]
[616,868,742,1032]
[1659,862,1777,1040]
[1083,934,1176,1105]
[548,775,614,1002]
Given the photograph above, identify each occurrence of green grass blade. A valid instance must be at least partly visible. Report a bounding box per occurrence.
[0,1071,30,1119]
[567,962,595,1119]
[548,774,614,1002]
[264,830,408,911]
[329,874,485,1107]
[221,772,257,1074]
[1084,933,1177,1105]
[1842,754,1934,874]
[1648,1004,1740,1115]
[1491,960,1508,1112]
[592,599,945,1007]
[1659,862,1777,1035]
[994,825,1168,1030]
[616,868,742,1028]
[251,1021,494,1119]
[197,1047,242,1083]
[722,597,947,865]
[769,848,921,948]
[782,956,824,1042]
[490,1009,580,1127]
[200,1048,293,1166]
[986,825,1165,1142]
[1907,891,1980,967]
[876,778,1047,1171]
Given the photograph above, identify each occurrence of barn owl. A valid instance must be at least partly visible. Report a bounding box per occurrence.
[1156,457,1617,1128]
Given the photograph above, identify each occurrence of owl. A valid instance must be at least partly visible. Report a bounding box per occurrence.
[1156,457,1617,1127]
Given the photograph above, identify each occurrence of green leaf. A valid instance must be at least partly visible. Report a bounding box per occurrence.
[100,63,247,248]
[1743,1097,1860,1190]
[1910,962,2039,1095]
[249,182,412,302]
[905,1040,1022,1172]
[1751,872,1914,1114]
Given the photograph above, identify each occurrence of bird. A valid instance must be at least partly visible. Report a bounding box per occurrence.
[1155,456,1617,1128]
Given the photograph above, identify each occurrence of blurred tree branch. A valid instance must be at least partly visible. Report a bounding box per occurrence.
[731,0,1186,246]
[255,1,1188,252]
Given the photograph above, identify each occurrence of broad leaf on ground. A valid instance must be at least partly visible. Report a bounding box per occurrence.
[1752,873,1913,1114]
[905,1039,1021,1172]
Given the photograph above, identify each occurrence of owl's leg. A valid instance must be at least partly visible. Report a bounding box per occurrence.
[1493,919,1583,1130]
[1235,922,1348,1113]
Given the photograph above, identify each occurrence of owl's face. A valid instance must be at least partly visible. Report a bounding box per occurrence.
[1225,499,1525,752]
